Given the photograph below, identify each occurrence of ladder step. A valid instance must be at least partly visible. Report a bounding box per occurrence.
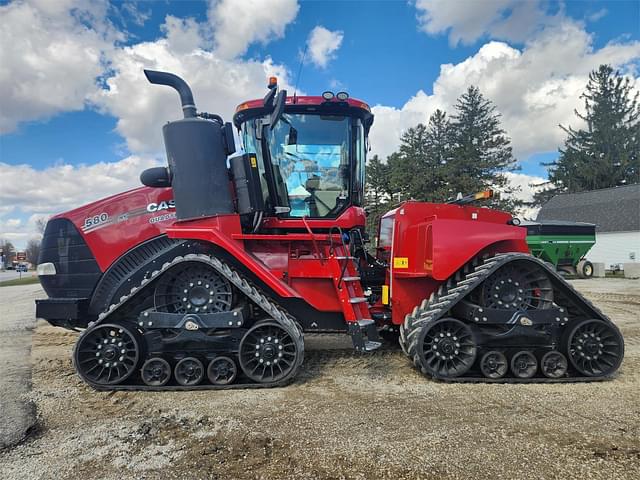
[342,276,361,281]
[349,297,367,304]
[362,341,382,352]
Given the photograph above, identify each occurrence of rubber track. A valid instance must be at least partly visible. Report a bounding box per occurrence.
[79,253,304,391]
[399,252,622,383]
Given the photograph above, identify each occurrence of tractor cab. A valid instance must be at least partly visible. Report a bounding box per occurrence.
[232,79,373,223]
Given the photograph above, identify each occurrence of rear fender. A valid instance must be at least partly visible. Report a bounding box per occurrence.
[390,216,528,325]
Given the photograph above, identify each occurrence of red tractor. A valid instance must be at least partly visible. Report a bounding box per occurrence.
[36,71,624,389]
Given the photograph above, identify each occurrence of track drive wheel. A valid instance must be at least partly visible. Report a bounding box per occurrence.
[416,318,477,378]
[154,262,233,314]
[480,261,553,310]
[566,319,624,377]
[73,323,140,386]
[239,321,301,384]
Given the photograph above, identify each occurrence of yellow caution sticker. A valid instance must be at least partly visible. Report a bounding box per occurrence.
[381,285,389,305]
[250,155,258,168]
[393,257,409,269]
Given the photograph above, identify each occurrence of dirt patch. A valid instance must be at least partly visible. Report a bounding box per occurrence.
[1,278,639,479]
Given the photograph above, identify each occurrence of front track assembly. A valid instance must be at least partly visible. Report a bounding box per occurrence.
[73,254,304,391]
[400,253,624,383]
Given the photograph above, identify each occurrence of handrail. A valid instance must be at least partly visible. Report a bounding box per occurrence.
[301,216,324,264]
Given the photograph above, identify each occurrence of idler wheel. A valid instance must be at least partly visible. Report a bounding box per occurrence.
[141,357,172,386]
[566,319,624,377]
[239,321,300,383]
[510,351,538,379]
[480,350,508,379]
[540,351,568,379]
[207,356,238,385]
[73,323,140,385]
[417,318,477,378]
[174,357,204,386]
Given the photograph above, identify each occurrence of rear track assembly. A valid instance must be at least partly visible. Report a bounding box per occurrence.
[400,253,624,383]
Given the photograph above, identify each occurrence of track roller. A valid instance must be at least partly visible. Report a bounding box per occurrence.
[540,351,568,379]
[141,357,172,386]
[480,351,508,379]
[174,357,204,386]
[207,356,238,385]
[510,351,538,379]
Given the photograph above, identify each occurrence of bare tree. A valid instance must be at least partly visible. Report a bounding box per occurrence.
[0,239,16,268]
[26,238,42,265]
[35,217,48,234]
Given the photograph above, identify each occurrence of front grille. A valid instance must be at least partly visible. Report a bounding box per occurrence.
[38,218,101,298]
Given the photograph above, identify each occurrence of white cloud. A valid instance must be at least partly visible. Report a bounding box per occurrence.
[307,26,344,68]
[415,0,553,46]
[208,0,299,59]
[502,172,547,219]
[0,156,161,246]
[92,14,293,154]
[0,0,120,133]
[369,20,640,162]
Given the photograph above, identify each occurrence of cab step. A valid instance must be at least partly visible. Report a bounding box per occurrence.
[349,319,382,352]
[349,297,367,304]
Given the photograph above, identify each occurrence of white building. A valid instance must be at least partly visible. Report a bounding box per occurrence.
[537,184,640,270]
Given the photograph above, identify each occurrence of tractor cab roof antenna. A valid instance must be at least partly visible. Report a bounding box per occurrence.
[292,43,308,105]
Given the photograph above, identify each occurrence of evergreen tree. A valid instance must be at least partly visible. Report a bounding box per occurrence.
[387,124,430,200]
[534,65,640,205]
[449,86,521,211]
[385,109,454,202]
[364,155,392,235]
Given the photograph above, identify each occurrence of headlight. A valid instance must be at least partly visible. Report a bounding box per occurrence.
[37,262,56,276]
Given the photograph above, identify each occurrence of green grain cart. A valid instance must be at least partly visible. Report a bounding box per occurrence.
[523,220,596,278]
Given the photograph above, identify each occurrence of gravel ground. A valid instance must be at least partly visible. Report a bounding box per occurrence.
[0,283,40,449]
[1,278,638,479]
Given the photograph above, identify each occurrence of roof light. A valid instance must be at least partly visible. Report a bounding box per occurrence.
[474,189,494,200]
[322,91,334,100]
[336,91,349,101]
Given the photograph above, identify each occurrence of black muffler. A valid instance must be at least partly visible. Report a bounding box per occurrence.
[141,69,235,221]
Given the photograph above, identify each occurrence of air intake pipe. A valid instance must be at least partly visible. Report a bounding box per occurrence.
[144,69,197,118]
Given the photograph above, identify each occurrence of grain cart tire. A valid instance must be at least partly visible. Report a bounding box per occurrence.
[577,260,594,278]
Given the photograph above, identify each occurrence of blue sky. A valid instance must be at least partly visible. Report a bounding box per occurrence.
[1,0,639,246]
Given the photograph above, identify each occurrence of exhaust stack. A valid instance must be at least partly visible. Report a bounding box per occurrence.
[144,69,197,118]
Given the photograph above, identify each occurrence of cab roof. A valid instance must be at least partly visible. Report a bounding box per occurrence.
[233,95,374,131]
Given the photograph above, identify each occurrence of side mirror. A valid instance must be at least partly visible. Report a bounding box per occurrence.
[140,167,172,188]
[263,86,276,110]
[270,90,287,130]
[223,122,236,155]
